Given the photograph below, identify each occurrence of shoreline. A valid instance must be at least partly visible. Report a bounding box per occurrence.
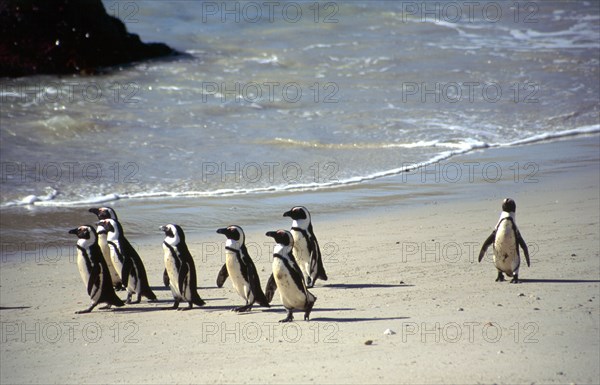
[1,133,599,251]
[1,134,599,384]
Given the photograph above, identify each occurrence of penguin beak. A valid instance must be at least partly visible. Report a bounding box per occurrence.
[159,225,168,232]
[216,227,228,235]
[265,230,277,239]
[68,228,79,235]
[89,208,100,215]
[283,210,292,218]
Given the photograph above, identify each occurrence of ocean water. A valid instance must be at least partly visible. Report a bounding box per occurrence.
[1,1,599,247]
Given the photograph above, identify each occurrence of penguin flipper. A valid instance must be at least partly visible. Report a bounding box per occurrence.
[478,231,496,262]
[216,264,229,288]
[163,268,170,288]
[178,262,190,295]
[245,258,270,307]
[88,264,101,297]
[517,230,530,267]
[312,237,328,281]
[265,274,277,304]
[287,256,309,294]
[121,256,132,288]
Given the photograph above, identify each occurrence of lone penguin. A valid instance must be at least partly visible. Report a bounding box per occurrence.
[478,198,530,283]
[283,206,327,287]
[160,224,205,310]
[265,230,316,322]
[216,225,270,312]
[88,207,123,290]
[98,218,157,303]
[69,225,125,314]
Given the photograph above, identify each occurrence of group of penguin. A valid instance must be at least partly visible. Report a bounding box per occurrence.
[69,206,327,322]
[69,198,530,321]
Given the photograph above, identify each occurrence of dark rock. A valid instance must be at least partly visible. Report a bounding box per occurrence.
[0,0,179,77]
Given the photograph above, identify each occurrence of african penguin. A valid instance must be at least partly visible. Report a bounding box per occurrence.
[98,218,157,303]
[89,207,123,290]
[283,206,327,287]
[265,230,316,322]
[216,225,269,312]
[478,198,530,283]
[68,225,124,314]
[160,224,205,310]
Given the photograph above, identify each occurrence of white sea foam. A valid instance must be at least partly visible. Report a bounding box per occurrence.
[5,126,597,208]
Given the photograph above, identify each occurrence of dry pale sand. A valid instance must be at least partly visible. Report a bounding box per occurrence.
[1,135,599,384]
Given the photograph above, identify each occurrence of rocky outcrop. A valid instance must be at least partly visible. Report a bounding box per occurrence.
[0,0,178,77]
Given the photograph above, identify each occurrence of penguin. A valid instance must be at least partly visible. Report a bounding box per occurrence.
[265,230,316,322]
[216,225,270,312]
[68,225,125,314]
[90,207,170,289]
[283,206,327,288]
[89,207,123,290]
[478,198,530,283]
[160,224,205,310]
[98,218,157,303]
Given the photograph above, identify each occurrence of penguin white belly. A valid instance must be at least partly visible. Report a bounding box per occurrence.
[77,249,91,289]
[273,259,307,309]
[98,233,120,284]
[493,223,519,276]
[291,231,311,281]
[163,244,182,299]
[108,241,124,279]
[179,272,192,302]
[225,250,251,301]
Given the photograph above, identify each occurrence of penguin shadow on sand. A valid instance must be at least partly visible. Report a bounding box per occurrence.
[322,283,413,289]
[518,278,600,284]
[310,316,410,323]
[261,284,411,322]
[257,304,409,323]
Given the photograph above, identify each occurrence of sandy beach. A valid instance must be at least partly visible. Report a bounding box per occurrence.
[1,135,599,384]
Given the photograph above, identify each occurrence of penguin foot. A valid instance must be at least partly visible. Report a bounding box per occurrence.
[306,276,313,288]
[304,301,315,321]
[510,275,519,284]
[171,301,180,310]
[279,310,294,323]
[75,303,96,314]
[495,272,505,282]
[233,305,252,313]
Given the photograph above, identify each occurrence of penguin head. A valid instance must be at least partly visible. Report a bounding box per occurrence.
[68,225,97,247]
[502,198,516,214]
[160,224,185,246]
[89,207,118,221]
[283,206,311,228]
[266,229,294,247]
[97,218,120,241]
[96,220,108,235]
[217,225,245,248]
